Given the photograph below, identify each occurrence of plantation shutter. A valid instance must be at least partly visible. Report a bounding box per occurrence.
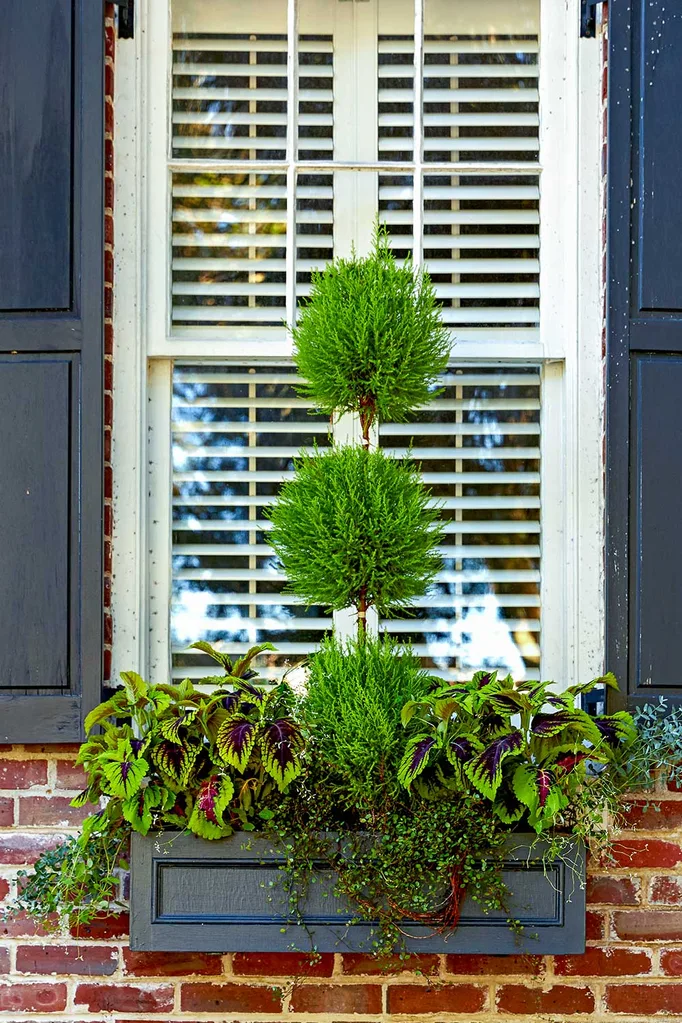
[171,365,332,681]
[607,0,682,707]
[379,33,540,342]
[171,0,335,340]
[164,0,544,681]
[379,369,541,682]
[0,0,103,740]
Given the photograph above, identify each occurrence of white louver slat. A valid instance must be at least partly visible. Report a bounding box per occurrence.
[172,35,333,162]
[171,365,332,681]
[378,28,540,343]
[379,368,541,682]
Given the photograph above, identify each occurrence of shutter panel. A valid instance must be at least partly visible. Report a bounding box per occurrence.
[379,369,541,682]
[171,18,334,341]
[607,0,682,706]
[171,365,332,681]
[0,0,103,740]
[379,33,540,343]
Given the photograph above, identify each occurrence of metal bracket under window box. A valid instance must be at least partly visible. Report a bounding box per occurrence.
[580,0,604,39]
[111,0,134,40]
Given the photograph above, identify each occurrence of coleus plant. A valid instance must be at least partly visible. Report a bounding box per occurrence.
[398,670,637,834]
[73,642,305,840]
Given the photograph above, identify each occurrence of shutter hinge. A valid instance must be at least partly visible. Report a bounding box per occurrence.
[580,0,604,39]
[111,0,134,40]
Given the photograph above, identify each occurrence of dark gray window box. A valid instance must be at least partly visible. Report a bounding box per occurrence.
[130,832,585,954]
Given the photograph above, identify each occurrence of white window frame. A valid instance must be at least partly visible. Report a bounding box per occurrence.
[111,0,603,690]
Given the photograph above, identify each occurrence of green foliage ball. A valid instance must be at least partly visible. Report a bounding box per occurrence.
[267,445,444,615]
[292,224,450,426]
[301,634,433,808]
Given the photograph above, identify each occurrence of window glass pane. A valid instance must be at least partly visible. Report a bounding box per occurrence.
[172,1,333,162]
[172,171,288,332]
[379,367,541,681]
[171,364,332,681]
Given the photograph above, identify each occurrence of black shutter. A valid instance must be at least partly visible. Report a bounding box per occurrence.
[0,0,103,740]
[607,0,682,707]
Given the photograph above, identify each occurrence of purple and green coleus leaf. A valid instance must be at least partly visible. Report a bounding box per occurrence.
[121,784,164,836]
[159,709,198,745]
[260,718,305,790]
[512,764,557,812]
[398,734,439,787]
[188,774,235,840]
[216,715,260,773]
[444,734,482,769]
[593,711,637,747]
[493,785,526,825]
[100,741,149,800]
[464,730,524,800]
[567,671,619,698]
[151,738,201,786]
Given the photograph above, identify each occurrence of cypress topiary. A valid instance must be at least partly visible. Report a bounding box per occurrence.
[269,221,447,632]
[267,445,444,625]
[292,222,450,445]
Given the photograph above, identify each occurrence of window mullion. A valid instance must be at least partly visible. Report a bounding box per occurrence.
[412,0,424,267]
[285,0,299,331]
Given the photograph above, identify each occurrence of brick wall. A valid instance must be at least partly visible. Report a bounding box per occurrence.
[1,748,682,1020]
[2,7,682,1023]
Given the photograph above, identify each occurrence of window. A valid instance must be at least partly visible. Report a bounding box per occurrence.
[112,0,602,691]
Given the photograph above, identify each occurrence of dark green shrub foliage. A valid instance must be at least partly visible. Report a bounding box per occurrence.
[267,444,444,617]
[292,224,449,439]
[302,634,432,808]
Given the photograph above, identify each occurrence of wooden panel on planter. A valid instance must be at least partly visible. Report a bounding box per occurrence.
[130,832,585,954]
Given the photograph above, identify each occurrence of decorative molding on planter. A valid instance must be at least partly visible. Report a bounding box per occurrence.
[130,832,586,954]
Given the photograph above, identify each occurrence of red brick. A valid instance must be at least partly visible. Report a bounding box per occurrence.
[496,984,595,1015]
[342,954,439,976]
[613,910,682,941]
[55,760,87,790]
[0,949,10,975]
[554,947,651,977]
[16,945,118,976]
[661,950,682,976]
[0,797,13,826]
[609,839,682,868]
[387,983,486,1015]
[292,984,383,1015]
[18,796,90,827]
[123,949,223,977]
[0,760,47,789]
[650,875,682,904]
[0,878,9,901]
[75,983,174,1013]
[103,647,113,682]
[605,983,682,1014]
[445,954,543,976]
[0,983,67,1012]
[622,800,682,830]
[586,910,606,940]
[105,20,115,59]
[104,502,113,539]
[234,952,334,977]
[70,912,129,940]
[587,875,641,905]
[181,983,283,1013]
[1,911,60,937]
[105,174,114,211]
[105,321,114,356]
[0,833,63,864]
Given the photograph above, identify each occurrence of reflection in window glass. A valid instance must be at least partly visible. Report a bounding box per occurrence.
[170,364,332,681]
[379,367,541,681]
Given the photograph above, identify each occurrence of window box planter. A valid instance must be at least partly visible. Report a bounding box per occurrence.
[129,831,586,954]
